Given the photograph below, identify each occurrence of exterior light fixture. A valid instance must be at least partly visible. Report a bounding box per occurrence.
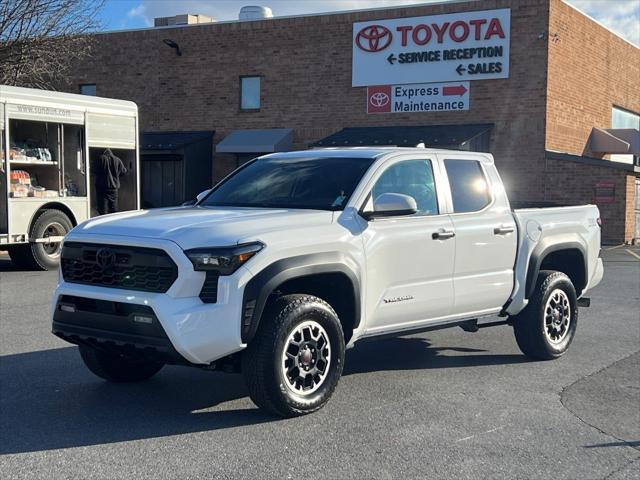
[162,39,182,56]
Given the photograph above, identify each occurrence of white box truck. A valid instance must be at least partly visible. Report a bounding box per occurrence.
[0,86,140,269]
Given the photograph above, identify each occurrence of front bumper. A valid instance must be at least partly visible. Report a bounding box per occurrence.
[51,234,252,365]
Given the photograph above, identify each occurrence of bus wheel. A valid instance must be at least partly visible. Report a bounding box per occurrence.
[9,210,73,270]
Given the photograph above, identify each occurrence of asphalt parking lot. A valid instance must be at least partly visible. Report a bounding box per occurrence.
[0,246,638,479]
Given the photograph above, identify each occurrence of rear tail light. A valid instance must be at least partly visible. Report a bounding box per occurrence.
[596,217,602,227]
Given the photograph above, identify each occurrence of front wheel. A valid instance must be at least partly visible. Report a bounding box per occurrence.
[512,270,578,360]
[242,294,346,417]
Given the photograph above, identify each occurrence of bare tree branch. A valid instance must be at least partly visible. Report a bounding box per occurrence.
[0,0,104,89]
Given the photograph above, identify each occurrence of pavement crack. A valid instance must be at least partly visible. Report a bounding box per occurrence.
[560,350,640,460]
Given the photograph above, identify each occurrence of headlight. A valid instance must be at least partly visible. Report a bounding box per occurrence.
[185,242,264,274]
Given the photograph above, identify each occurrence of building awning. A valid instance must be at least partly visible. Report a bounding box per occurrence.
[589,128,640,155]
[142,131,214,151]
[215,128,294,153]
[311,124,493,149]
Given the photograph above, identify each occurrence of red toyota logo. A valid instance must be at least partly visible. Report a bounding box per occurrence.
[370,92,389,107]
[356,25,393,52]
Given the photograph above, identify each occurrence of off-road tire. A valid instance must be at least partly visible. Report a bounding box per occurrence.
[8,209,72,270]
[242,294,346,417]
[79,345,164,382]
[513,270,578,360]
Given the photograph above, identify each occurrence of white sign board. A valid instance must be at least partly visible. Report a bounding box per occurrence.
[367,82,470,114]
[7,103,85,124]
[352,8,510,86]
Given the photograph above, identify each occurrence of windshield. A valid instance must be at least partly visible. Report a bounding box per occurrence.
[200,156,374,210]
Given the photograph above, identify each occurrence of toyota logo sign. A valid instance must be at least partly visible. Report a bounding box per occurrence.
[95,248,116,270]
[370,92,390,107]
[356,25,392,52]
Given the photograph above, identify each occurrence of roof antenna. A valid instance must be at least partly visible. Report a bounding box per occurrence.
[416,142,426,148]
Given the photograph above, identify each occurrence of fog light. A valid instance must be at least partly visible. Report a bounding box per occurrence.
[133,315,153,324]
[60,303,76,313]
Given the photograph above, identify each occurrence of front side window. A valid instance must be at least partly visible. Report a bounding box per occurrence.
[201,156,374,210]
[240,76,261,110]
[444,159,491,213]
[371,159,438,216]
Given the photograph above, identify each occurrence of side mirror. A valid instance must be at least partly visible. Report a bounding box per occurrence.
[362,193,417,220]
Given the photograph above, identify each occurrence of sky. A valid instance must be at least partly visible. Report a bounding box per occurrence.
[100,0,640,46]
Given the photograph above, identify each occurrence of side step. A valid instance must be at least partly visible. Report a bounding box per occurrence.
[459,319,511,332]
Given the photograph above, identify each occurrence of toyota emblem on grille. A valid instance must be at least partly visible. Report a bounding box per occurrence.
[96,248,116,270]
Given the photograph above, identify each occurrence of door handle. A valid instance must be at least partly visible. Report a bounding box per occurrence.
[494,225,515,235]
[432,229,455,240]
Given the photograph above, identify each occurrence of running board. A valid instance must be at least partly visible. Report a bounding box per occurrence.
[32,236,65,244]
[356,316,510,344]
[459,319,511,332]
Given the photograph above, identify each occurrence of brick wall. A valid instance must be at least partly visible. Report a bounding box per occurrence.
[544,157,632,242]
[64,0,551,198]
[546,0,640,157]
[544,0,639,242]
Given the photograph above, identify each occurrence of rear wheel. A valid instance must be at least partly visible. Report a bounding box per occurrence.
[79,345,164,382]
[8,209,72,270]
[513,270,578,360]
[242,294,345,417]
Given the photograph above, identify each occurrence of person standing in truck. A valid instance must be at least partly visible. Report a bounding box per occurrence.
[95,148,127,215]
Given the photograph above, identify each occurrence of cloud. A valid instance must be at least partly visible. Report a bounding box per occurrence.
[567,0,640,45]
[130,0,639,46]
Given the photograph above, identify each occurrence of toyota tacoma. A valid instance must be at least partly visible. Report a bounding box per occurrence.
[52,148,604,417]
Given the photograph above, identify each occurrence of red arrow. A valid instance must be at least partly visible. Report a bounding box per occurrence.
[443,85,467,96]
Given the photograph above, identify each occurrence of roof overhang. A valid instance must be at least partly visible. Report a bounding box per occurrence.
[311,124,493,148]
[141,131,214,151]
[215,128,294,153]
[589,128,640,155]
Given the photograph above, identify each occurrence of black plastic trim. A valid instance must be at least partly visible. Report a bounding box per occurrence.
[525,240,587,298]
[241,253,361,344]
[52,296,190,365]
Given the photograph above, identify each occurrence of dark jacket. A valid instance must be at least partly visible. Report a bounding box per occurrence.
[96,148,127,190]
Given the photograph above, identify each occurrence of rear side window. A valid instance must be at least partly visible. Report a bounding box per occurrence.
[444,159,491,213]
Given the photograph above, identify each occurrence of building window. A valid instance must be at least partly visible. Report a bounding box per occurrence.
[612,106,640,129]
[611,106,639,165]
[79,84,96,96]
[240,76,261,110]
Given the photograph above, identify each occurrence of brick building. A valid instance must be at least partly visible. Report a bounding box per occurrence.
[64,0,640,243]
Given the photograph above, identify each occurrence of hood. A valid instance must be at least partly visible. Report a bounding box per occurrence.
[69,206,334,249]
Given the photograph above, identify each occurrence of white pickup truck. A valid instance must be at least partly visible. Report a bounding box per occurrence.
[52,148,603,417]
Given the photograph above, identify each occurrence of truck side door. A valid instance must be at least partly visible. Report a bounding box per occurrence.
[439,155,517,315]
[360,157,456,334]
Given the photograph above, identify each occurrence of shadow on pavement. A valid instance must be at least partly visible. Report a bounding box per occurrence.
[584,440,640,449]
[1,336,529,455]
[344,336,528,375]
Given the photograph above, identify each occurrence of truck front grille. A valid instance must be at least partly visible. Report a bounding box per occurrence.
[61,242,178,293]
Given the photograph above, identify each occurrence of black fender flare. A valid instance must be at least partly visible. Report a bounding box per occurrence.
[241,253,361,344]
[525,238,587,299]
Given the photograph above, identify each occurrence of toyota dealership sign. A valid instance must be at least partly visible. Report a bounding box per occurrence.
[367,82,470,114]
[352,8,510,86]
